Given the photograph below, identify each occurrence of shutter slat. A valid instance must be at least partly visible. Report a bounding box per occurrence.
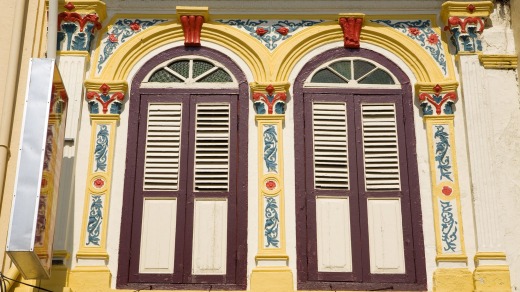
[194,103,230,192]
[312,102,349,190]
[143,103,182,191]
[361,104,400,191]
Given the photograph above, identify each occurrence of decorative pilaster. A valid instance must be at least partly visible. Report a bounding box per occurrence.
[52,1,106,261]
[441,1,493,54]
[176,6,209,47]
[76,80,127,260]
[250,82,293,292]
[338,13,364,48]
[457,53,512,290]
[416,82,473,291]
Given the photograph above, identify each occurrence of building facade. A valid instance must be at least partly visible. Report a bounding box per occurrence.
[1,0,520,291]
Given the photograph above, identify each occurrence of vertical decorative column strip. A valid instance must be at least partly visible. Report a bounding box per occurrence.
[52,0,106,262]
[416,82,473,291]
[443,2,512,290]
[250,82,294,292]
[76,81,127,260]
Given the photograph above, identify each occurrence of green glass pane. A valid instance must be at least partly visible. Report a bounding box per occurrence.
[193,60,215,78]
[359,69,395,84]
[198,68,233,82]
[310,69,347,83]
[353,60,376,80]
[148,69,182,82]
[330,61,352,80]
[168,60,190,78]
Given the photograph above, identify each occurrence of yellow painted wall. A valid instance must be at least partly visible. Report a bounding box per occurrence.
[0,0,47,276]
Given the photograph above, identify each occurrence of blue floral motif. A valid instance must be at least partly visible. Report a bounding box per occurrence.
[216,19,324,50]
[449,26,482,53]
[370,19,447,75]
[61,23,78,51]
[263,125,278,173]
[57,22,97,52]
[434,125,453,182]
[97,19,168,73]
[421,104,434,115]
[86,195,103,246]
[264,197,280,248]
[94,125,109,172]
[274,102,285,114]
[440,200,458,252]
[254,103,266,114]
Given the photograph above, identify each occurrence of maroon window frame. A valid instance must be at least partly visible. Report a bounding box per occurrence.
[294,48,427,291]
[117,47,248,290]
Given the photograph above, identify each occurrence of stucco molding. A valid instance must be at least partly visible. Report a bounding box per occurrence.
[479,54,518,69]
[84,80,128,115]
[251,82,290,115]
[441,1,494,54]
[176,6,209,47]
[51,1,107,52]
[337,13,365,48]
[416,81,459,116]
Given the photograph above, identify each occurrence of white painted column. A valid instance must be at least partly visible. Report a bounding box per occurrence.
[457,54,506,262]
[52,55,88,261]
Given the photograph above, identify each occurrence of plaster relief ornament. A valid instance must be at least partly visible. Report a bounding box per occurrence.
[442,186,453,196]
[440,199,459,252]
[444,4,485,53]
[97,18,168,74]
[370,19,447,75]
[263,125,278,173]
[57,2,102,51]
[266,180,277,190]
[264,196,280,248]
[216,19,324,50]
[93,178,105,189]
[418,84,457,116]
[253,85,287,115]
[86,83,125,114]
[180,15,204,46]
[339,16,363,48]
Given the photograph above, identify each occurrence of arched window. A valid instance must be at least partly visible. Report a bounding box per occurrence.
[117,47,248,290]
[294,48,426,290]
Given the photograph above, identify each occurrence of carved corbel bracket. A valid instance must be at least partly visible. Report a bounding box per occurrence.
[53,1,106,52]
[338,13,365,48]
[251,82,290,115]
[441,1,493,54]
[85,80,128,115]
[176,6,209,47]
[416,82,459,116]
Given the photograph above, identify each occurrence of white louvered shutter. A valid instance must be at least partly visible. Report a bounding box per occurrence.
[312,102,349,189]
[193,103,230,191]
[361,103,400,190]
[143,103,183,190]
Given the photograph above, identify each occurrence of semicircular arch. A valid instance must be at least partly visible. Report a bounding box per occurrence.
[272,21,448,83]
